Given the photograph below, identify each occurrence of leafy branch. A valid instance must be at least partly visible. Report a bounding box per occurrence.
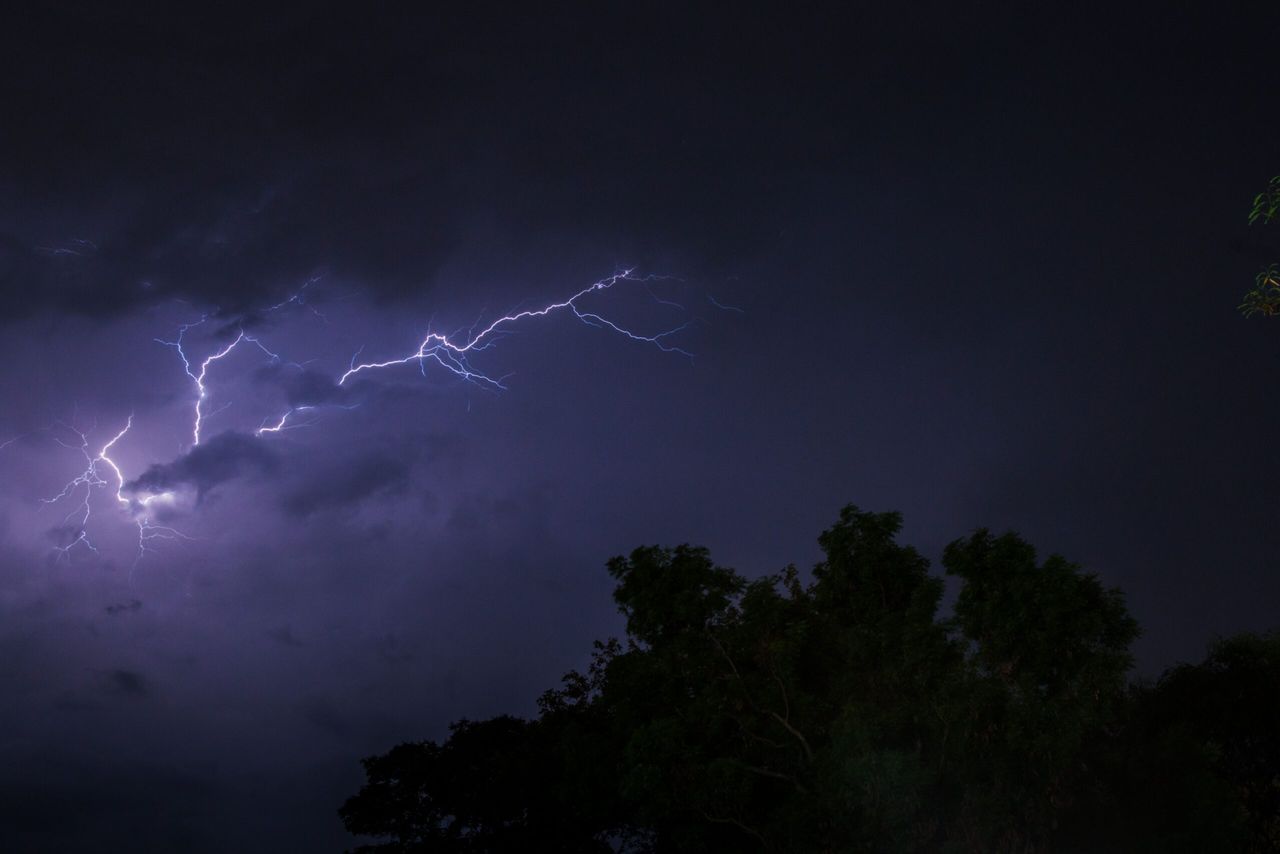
[1240,175,1280,317]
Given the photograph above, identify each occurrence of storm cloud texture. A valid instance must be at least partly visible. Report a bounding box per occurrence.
[3,4,1280,851]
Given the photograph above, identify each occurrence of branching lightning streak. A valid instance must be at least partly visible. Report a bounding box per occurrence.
[254,403,360,437]
[256,407,312,435]
[42,416,189,566]
[337,270,693,388]
[707,294,745,314]
[156,320,282,446]
[262,276,320,314]
[42,420,116,558]
[30,269,710,567]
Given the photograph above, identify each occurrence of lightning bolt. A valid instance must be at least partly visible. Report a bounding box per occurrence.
[28,269,714,566]
[707,294,745,314]
[337,270,692,387]
[255,406,313,436]
[41,421,112,559]
[156,321,283,446]
[41,416,189,567]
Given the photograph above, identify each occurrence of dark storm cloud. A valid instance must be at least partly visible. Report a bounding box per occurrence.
[375,632,415,665]
[279,453,410,518]
[0,4,895,323]
[0,7,482,320]
[104,598,143,616]
[103,669,150,699]
[126,431,278,499]
[252,364,353,409]
[44,523,87,551]
[266,626,305,647]
[0,5,554,322]
[50,693,99,714]
[300,697,354,741]
[0,167,459,320]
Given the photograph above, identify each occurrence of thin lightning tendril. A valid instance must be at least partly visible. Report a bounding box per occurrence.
[26,269,710,567]
[155,321,283,446]
[337,270,693,388]
[41,416,189,567]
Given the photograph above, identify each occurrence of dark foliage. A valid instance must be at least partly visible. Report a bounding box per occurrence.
[341,506,1279,852]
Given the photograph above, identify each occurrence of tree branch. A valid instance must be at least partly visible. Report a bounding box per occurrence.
[766,710,814,764]
[702,811,770,849]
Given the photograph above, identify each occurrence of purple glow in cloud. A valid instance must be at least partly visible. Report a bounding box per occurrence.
[33,270,700,567]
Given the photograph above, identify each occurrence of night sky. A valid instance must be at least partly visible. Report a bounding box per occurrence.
[3,4,1280,851]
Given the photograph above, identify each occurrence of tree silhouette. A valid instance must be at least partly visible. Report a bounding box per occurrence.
[1240,176,1280,317]
[341,506,1277,853]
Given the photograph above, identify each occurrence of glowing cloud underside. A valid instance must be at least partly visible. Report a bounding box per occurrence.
[32,270,702,567]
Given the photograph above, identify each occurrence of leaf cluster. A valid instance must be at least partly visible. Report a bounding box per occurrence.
[1241,176,1280,317]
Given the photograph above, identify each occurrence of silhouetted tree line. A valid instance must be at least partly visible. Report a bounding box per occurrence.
[340,506,1280,852]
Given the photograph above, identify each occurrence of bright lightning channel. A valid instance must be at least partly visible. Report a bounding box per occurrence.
[42,416,189,567]
[33,269,702,567]
[155,321,284,446]
[337,270,692,388]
